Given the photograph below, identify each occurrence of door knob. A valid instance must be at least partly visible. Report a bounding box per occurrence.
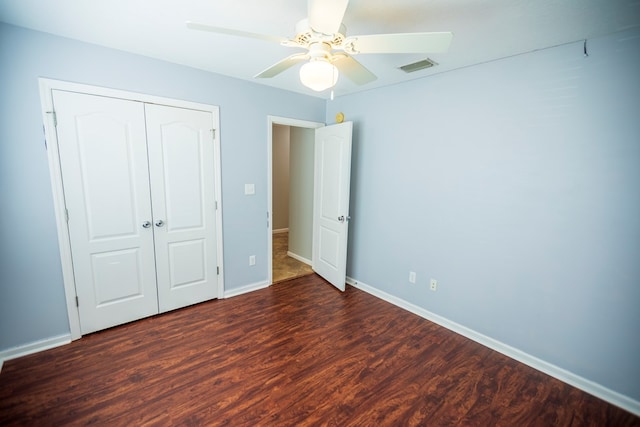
[142,221,151,228]
[338,216,345,223]
[155,220,165,227]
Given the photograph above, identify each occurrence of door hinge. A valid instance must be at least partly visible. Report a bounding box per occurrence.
[46,111,57,127]
[217,266,220,275]
[75,296,79,307]
[215,200,218,210]
[64,208,69,223]
[210,128,216,140]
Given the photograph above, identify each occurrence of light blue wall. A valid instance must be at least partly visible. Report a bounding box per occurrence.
[2,19,639,407]
[0,23,325,350]
[328,29,640,401]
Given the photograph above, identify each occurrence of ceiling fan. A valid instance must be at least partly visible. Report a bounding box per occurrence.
[187,0,453,92]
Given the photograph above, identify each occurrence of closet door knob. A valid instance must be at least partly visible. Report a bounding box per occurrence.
[142,221,152,228]
[155,220,165,227]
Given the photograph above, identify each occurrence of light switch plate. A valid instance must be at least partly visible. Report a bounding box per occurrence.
[245,183,255,195]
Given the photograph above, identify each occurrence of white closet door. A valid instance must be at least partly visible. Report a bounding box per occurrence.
[145,104,219,312]
[52,90,159,334]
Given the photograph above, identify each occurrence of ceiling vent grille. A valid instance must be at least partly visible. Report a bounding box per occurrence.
[399,58,438,73]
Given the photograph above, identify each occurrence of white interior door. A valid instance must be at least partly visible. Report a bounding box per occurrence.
[53,90,159,334]
[312,121,353,291]
[145,104,219,312]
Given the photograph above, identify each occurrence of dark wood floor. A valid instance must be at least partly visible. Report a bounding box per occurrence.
[1,274,638,426]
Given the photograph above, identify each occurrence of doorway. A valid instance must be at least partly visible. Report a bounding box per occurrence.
[268,117,324,284]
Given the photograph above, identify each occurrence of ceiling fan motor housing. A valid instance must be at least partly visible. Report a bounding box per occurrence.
[294,19,346,49]
[307,42,333,60]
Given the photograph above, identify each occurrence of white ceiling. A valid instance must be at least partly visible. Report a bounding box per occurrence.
[1,0,639,98]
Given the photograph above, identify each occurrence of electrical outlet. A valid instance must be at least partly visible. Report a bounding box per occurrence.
[409,271,416,284]
[430,279,438,291]
[249,255,256,266]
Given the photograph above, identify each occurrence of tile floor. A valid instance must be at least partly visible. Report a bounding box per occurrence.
[272,232,314,283]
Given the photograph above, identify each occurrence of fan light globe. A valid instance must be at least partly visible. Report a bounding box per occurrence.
[299,59,339,92]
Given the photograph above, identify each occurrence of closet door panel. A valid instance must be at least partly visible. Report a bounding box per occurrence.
[145,104,218,312]
[52,90,159,334]
[162,124,205,230]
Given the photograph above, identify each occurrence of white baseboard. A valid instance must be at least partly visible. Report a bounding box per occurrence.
[0,333,71,371]
[345,276,640,417]
[273,228,289,234]
[287,251,312,266]
[223,280,270,299]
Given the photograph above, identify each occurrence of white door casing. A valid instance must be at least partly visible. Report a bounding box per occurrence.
[52,90,160,334]
[267,116,324,285]
[145,104,219,312]
[312,121,353,291]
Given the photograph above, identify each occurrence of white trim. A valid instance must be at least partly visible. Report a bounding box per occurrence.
[211,106,225,301]
[267,116,324,285]
[39,78,226,337]
[0,334,71,367]
[223,280,270,299]
[273,228,289,234]
[39,80,82,340]
[346,276,640,417]
[39,78,221,112]
[287,251,312,266]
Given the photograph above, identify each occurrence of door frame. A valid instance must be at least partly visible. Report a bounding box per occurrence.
[267,116,324,284]
[39,78,225,340]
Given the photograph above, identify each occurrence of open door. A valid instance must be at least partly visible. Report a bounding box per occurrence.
[312,121,353,291]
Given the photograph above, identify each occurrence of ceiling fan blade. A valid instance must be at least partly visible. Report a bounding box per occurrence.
[347,32,453,54]
[332,54,377,85]
[255,53,310,79]
[186,21,286,44]
[307,0,349,35]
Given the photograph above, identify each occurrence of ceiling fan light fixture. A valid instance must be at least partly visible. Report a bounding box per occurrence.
[299,59,339,92]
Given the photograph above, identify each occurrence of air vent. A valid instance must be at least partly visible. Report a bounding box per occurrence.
[399,58,438,73]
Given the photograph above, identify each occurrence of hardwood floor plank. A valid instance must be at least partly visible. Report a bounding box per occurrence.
[1,274,638,426]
